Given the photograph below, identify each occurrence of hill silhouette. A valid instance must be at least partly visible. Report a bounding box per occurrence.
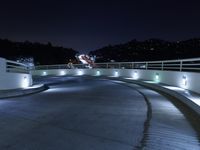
[89,38,200,62]
[1,38,200,65]
[0,39,78,65]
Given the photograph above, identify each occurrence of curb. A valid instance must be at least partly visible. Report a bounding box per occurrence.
[107,77,200,116]
[0,84,48,99]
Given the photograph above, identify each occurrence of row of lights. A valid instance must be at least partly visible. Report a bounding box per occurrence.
[107,71,187,88]
[42,70,188,88]
[154,73,187,87]
[42,70,66,76]
[42,70,101,76]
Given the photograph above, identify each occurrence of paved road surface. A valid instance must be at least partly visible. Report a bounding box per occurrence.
[0,76,199,150]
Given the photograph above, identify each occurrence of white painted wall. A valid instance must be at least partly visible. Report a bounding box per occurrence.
[31,68,200,94]
[0,57,32,90]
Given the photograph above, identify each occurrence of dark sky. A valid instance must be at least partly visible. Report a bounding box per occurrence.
[1,0,200,53]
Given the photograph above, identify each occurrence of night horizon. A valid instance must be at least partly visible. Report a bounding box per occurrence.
[1,0,200,53]
[0,1,200,149]
[1,37,200,53]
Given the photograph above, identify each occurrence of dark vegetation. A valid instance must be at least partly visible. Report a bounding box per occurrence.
[0,39,78,65]
[1,38,200,64]
[89,38,200,62]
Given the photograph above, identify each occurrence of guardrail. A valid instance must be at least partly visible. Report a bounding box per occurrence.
[6,60,29,74]
[34,57,200,72]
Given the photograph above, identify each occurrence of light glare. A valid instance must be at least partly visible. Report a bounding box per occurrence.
[60,70,66,76]
[42,71,47,76]
[22,76,29,88]
[182,76,187,86]
[77,70,83,76]
[96,70,100,76]
[132,71,138,79]
[114,71,119,77]
[155,73,159,82]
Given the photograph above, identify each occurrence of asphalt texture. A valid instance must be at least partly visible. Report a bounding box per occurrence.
[0,76,199,150]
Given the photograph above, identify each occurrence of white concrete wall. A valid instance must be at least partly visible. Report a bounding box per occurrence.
[0,57,32,90]
[31,68,200,94]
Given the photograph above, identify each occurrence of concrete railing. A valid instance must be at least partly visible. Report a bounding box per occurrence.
[0,57,32,90]
[32,57,200,94]
[31,68,200,94]
[34,57,200,72]
[6,60,30,74]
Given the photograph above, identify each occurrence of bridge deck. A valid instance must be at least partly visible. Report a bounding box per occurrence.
[0,76,199,150]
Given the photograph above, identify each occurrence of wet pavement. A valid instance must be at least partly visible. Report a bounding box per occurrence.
[0,76,199,150]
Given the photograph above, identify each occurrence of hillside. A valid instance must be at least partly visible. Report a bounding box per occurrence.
[0,39,78,65]
[89,39,200,62]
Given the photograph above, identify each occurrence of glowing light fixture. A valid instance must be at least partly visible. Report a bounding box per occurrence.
[96,70,100,76]
[42,71,47,76]
[155,73,159,81]
[132,71,138,79]
[182,75,187,86]
[114,71,119,77]
[77,70,83,76]
[60,70,66,76]
[22,76,29,88]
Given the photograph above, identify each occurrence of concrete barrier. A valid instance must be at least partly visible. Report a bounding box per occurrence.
[0,57,32,90]
[0,84,47,99]
[32,68,200,94]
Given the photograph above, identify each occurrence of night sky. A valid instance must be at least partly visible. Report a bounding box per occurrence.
[1,0,200,53]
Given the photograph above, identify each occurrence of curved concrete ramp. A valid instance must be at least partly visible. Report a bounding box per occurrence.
[0,76,199,150]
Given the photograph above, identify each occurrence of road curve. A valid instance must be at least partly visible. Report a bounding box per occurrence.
[0,76,199,150]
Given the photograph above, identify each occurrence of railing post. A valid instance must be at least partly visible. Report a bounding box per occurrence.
[33,57,200,72]
[161,62,164,70]
[146,62,148,70]
[180,61,182,72]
